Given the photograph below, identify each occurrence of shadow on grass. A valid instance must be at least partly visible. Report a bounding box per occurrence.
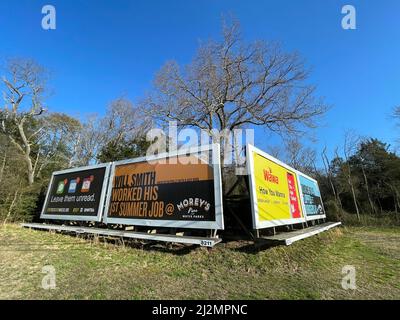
[78,232,281,255]
[22,226,282,256]
[46,230,203,256]
[220,238,281,254]
[233,241,280,253]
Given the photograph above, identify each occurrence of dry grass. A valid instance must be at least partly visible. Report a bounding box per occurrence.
[0,224,399,300]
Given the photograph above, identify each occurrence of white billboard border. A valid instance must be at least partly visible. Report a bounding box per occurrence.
[295,170,327,222]
[246,144,307,230]
[40,163,112,222]
[102,143,224,230]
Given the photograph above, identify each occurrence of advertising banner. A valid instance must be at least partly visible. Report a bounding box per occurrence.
[298,173,326,221]
[247,144,306,229]
[103,144,224,230]
[40,164,111,222]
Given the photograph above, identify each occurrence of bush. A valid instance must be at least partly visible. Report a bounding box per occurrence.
[341,212,400,227]
[0,182,42,224]
[324,200,343,222]
[324,199,400,227]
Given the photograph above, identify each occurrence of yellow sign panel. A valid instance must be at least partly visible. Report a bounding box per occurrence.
[253,152,303,221]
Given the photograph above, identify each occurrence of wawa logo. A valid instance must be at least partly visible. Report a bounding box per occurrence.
[177,198,211,215]
[263,167,279,184]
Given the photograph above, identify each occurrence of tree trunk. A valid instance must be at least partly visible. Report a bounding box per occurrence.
[361,164,375,214]
[3,190,18,225]
[17,122,35,185]
[389,184,400,215]
[321,150,343,211]
[342,146,360,220]
[349,180,360,221]
[377,198,383,214]
[346,163,360,220]
[25,154,35,185]
[0,151,6,185]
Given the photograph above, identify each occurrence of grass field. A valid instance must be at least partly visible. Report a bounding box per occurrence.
[0,224,399,300]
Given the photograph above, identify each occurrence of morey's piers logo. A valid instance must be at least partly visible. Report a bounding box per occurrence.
[176,197,211,219]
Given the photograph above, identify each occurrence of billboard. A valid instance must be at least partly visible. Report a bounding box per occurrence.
[103,144,224,230]
[246,144,306,229]
[40,163,111,222]
[297,172,326,221]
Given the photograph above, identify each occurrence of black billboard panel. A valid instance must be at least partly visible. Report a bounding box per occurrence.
[41,164,111,222]
[103,144,224,230]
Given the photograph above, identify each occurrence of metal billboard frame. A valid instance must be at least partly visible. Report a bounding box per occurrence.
[246,144,307,230]
[102,144,224,230]
[40,163,112,222]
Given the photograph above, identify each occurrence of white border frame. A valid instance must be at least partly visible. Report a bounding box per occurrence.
[246,144,306,230]
[296,171,326,222]
[102,144,224,230]
[40,163,112,222]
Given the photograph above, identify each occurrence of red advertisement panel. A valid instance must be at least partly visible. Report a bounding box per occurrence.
[287,173,301,218]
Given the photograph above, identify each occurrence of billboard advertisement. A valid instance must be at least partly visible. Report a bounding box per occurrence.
[246,144,306,229]
[103,144,224,230]
[40,163,111,222]
[297,173,326,221]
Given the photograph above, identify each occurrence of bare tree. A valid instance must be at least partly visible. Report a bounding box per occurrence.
[383,181,400,215]
[71,98,152,166]
[393,106,400,122]
[284,137,317,176]
[143,19,327,162]
[267,145,283,159]
[393,106,400,146]
[0,58,48,185]
[68,114,101,166]
[321,146,343,211]
[101,98,152,146]
[0,148,6,185]
[360,161,375,214]
[343,131,360,220]
[35,112,82,175]
[357,138,376,214]
[3,188,19,225]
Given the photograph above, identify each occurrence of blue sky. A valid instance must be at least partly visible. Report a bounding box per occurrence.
[0,0,399,161]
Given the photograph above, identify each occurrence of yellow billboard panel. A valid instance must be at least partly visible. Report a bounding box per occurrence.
[248,145,305,229]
